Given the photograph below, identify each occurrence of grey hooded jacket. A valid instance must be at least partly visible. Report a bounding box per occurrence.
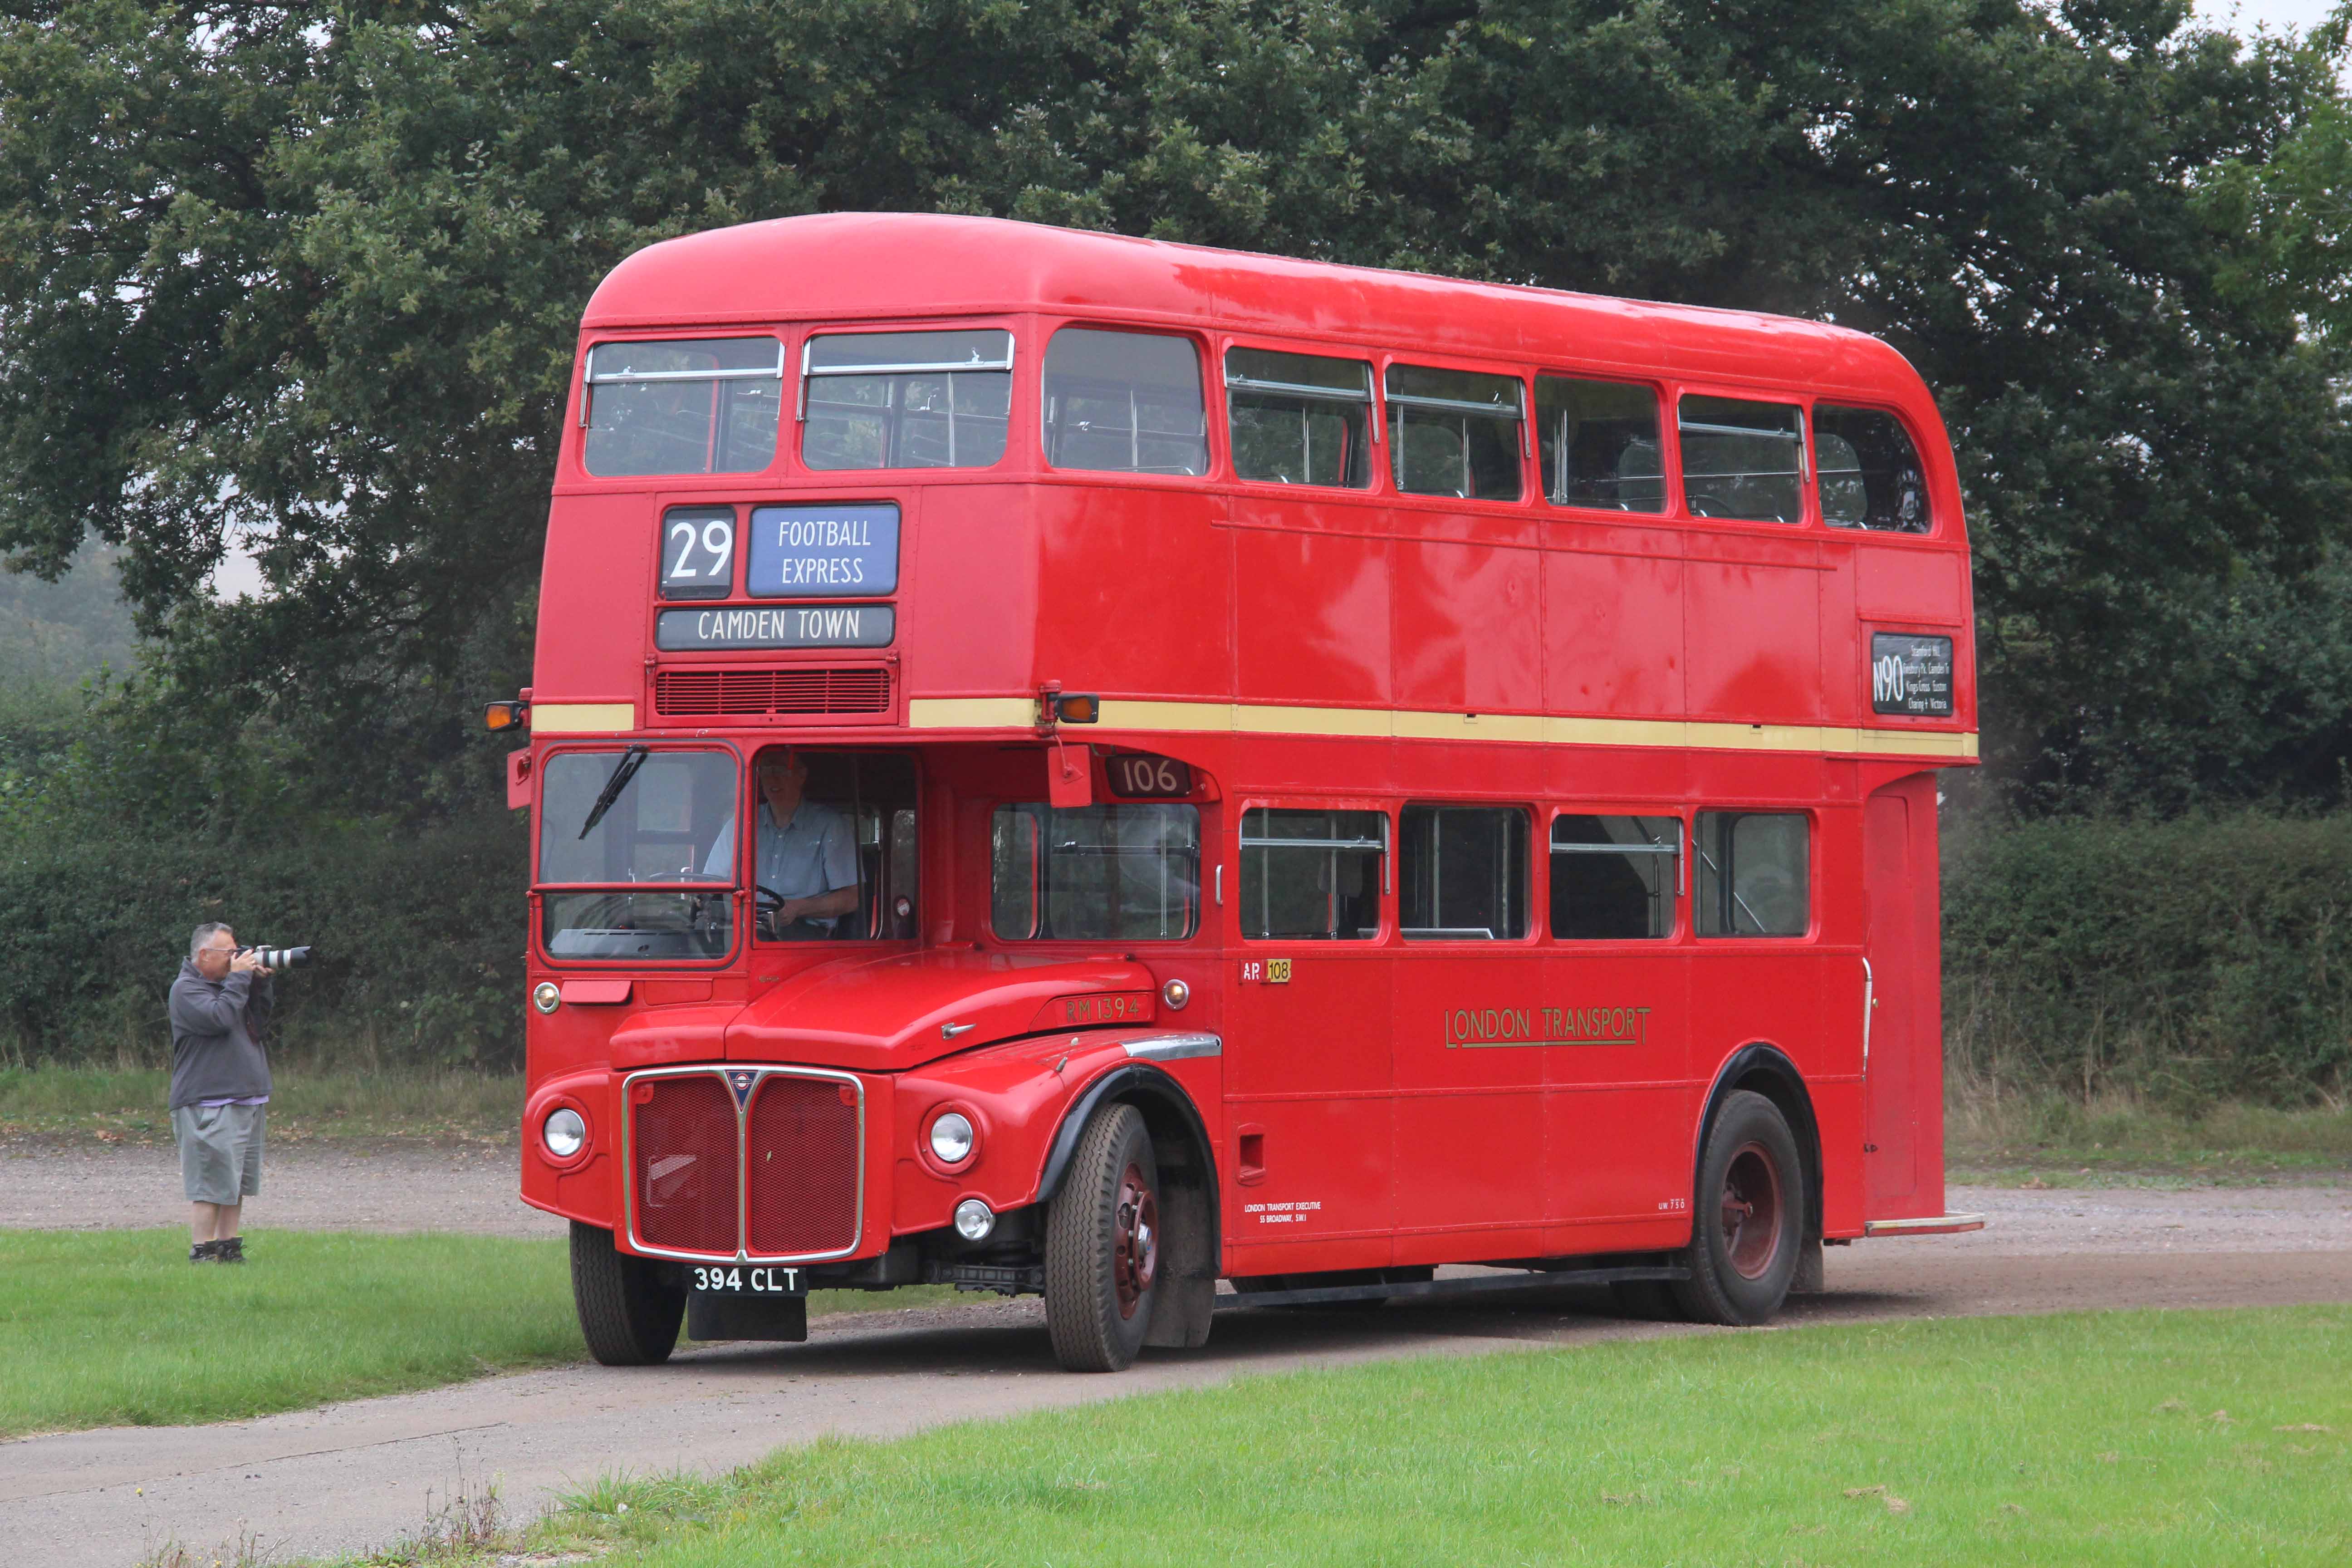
[167,958,275,1109]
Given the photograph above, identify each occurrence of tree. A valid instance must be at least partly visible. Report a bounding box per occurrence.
[0,0,2346,816]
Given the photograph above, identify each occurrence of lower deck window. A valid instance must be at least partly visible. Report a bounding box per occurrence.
[1241,808,1386,939]
[1695,812,1809,936]
[1550,815,1679,939]
[992,804,1201,941]
[1400,804,1529,939]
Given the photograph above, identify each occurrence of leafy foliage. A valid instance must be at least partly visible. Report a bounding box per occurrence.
[0,0,2347,813]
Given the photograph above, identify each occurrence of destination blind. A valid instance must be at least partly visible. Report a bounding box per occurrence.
[746,502,900,597]
[656,603,895,650]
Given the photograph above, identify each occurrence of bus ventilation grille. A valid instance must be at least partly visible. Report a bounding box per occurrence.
[654,667,892,720]
[745,1076,862,1258]
[630,1075,739,1258]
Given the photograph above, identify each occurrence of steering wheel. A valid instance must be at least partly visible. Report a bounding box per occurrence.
[753,882,788,936]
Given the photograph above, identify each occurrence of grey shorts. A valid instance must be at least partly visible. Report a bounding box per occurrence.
[174,1102,265,1205]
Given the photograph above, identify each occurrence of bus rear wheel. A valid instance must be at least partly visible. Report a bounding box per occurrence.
[1671,1090,1804,1327]
[569,1220,685,1366]
[1044,1103,1160,1372]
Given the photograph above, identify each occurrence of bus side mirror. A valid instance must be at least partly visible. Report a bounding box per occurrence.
[508,750,535,811]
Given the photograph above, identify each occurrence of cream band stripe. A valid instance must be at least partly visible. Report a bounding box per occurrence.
[906,697,1977,760]
[532,702,638,734]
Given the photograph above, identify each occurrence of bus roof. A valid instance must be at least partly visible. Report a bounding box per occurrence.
[582,213,1924,403]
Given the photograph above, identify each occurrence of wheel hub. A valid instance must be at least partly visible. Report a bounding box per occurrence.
[1720,1142,1784,1280]
[1112,1162,1158,1318]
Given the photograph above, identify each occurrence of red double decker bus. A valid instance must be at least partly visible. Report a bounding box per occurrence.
[502,213,1981,1373]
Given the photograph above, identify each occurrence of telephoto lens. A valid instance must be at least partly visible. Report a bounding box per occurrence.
[242,945,314,970]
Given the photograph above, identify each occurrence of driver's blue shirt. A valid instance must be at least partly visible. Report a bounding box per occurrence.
[704,799,858,927]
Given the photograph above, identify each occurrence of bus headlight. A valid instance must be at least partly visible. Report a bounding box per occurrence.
[929,1111,976,1165]
[954,1198,995,1241]
[542,1107,587,1160]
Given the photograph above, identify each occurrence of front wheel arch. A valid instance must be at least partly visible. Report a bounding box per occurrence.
[1035,1064,1218,1352]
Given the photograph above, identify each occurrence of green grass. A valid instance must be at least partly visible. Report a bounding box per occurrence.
[508,1307,2352,1568]
[0,1064,523,1144]
[1948,1090,2352,1184]
[0,1229,965,1438]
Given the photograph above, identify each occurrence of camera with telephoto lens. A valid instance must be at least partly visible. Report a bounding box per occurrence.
[238,944,313,971]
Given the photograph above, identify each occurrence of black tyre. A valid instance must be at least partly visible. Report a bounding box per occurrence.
[1671,1090,1805,1326]
[569,1220,685,1366]
[1044,1103,1160,1372]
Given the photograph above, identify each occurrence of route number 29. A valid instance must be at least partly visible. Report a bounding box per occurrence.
[660,506,735,598]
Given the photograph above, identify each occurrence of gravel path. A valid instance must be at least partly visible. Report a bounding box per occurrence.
[7,1134,2348,1255]
[5,1138,2349,1566]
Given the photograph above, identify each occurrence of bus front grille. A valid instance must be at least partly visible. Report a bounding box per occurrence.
[653,666,892,720]
[629,1075,738,1257]
[745,1075,862,1257]
[625,1068,865,1261]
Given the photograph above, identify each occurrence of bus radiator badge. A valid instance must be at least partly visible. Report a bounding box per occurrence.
[727,1070,757,1107]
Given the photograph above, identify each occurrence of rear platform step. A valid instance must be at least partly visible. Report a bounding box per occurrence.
[1862,1212,1987,1237]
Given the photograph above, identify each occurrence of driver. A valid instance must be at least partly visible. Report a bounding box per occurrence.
[704,748,860,938]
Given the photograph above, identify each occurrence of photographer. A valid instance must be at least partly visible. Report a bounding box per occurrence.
[168,923,274,1264]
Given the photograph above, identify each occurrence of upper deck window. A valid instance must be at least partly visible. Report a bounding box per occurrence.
[802,329,1013,471]
[1387,366,1524,501]
[1537,377,1664,513]
[1815,406,1932,533]
[1225,348,1374,489]
[1680,395,1804,523]
[1043,328,1208,476]
[582,338,782,478]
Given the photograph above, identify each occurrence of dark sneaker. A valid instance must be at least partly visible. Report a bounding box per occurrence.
[189,1240,218,1264]
[216,1236,245,1264]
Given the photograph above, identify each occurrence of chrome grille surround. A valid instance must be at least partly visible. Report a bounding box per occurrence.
[620,1064,867,1264]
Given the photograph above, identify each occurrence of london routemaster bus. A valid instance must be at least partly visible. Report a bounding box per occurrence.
[496,212,1983,1373]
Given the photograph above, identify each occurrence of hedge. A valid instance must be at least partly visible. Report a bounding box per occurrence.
[0,811,525,1069]
[7,803,2348,1104]
[1942,812,2352,1108]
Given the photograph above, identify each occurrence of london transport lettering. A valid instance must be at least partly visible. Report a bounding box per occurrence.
[653,604,896,650]
[1444,1005,1654,1049]
[745,502,901,598]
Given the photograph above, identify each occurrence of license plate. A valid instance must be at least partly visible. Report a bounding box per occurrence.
[689,1264,808,1296]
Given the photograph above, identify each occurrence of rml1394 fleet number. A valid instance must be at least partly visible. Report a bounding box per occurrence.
[692,1265,802,1294]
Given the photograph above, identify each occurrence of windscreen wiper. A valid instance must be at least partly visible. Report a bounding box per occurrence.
[578,745,650,839]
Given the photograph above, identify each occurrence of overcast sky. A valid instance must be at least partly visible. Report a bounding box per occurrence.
[2201,0,2343,34]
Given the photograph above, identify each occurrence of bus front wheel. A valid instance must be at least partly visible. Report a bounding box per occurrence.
[569,1221,685,1366]
[1044,1103,1160,1372]
[1672,1091,1805,1327]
